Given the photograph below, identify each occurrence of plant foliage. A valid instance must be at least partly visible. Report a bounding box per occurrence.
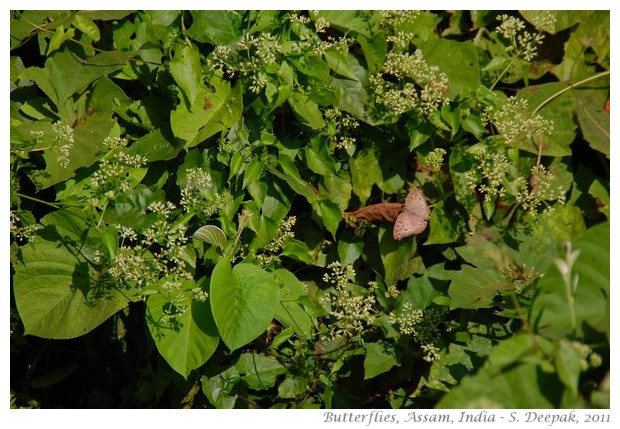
[10,10,609,409]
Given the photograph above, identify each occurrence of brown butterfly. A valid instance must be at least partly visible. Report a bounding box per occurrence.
[393,187,430,240]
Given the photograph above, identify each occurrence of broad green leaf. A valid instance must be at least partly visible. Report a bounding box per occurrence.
[337,234,364,266]
[290,55,331,81]
[273,268,314,337]
[147,279,219,378]
[554,11,609,81]
[323,48,360,81]
[357,32,387,73]
[48,26,75,55]
[236,353,286,390]
[281,239,315,265]
[516,83,576,157]
[312,198,342,238]
[321,173,352,212]
[330,76,373,124]
[13,229,130,339]
[379,228,423,287]
[554,339,581,396]
[187,11,242,45]
[21,49,131,112]
[304,139,336,176]
[350,147,382,205]
[170,44,202,106]
[243,158,263,189]
[530,222,610,341]
[314,11,379,38]
[126,128,181,162]
[437,340,568,408]
[422,39,480,98]
[89,75,130,113]
[446,265,512,310]
[193,225,227,248]
[278,376,308,399]
[11,11,70,50]
[72,14,100,41]
[210,259,279,351]
[288,93,326,129]
[398,275,445,310]
[589,179,609,219]
[574,76,610,159]
[104,187,165,229]
[268,155,318,204]
[425,200,463,245]
[171,78,243,147]
[364,341,399,380]
[486,333,535,370]
[201,367,240,409]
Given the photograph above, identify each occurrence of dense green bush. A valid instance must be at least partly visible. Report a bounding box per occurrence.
[10,10,609,408]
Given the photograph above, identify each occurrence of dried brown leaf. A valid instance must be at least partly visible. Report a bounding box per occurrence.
[345,202,404,223]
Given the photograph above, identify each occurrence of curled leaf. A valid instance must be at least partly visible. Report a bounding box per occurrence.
[193,225,227,247]
[345,202,403,223]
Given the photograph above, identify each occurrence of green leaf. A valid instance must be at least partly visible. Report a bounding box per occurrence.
[288,93,326,129]
[72,14,101,41]
[147,279,219,378]
[517,83,576,157]
[210,259,279,351]
[357,32,387,74]
[104,187,165,229]
[364,341,399,379]
[21,49,130,112]
[530,222,610,341]
[13,229,130,339]
[187,11,242,45]
[398,275,444,310]
[312,198,342,238]
[278,376,308,399]
[589,179,610,219]
[48,25,75,55]
[554,11,609,81]
[273,269,314,337]
[280,239,315,265]
[314,11,379,38]
[574,77,610,159]
[193,225,227,248]
[268,155,317,204]
[201,367,240,409]
[337,235,364,266]
[323,48,360,81]
[170,44,202,106]
[243,158,263,189]
[425,200,463,245]
[554,339,581,396]
[304,138,336,176]
[126,128,181,162]
[349,147,382,205]
[290,55,331,81]
[171,78,243,147]
[446,265,512,310]
[422,39,480,98]
[236,353,286,390]
[437,337,566,408]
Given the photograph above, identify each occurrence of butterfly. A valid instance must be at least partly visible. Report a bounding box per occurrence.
[393,187,430,240]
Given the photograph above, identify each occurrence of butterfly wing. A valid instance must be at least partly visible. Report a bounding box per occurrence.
[404,187,430,221]
[393,210,428,240]
[393,188,430,240]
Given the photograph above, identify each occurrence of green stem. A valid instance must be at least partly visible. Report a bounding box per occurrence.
[14,192,61,209]
[529,70,611,118]
[490,56,518,91]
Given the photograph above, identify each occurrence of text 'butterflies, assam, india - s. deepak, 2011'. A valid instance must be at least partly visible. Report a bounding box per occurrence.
[393,187,430,241]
